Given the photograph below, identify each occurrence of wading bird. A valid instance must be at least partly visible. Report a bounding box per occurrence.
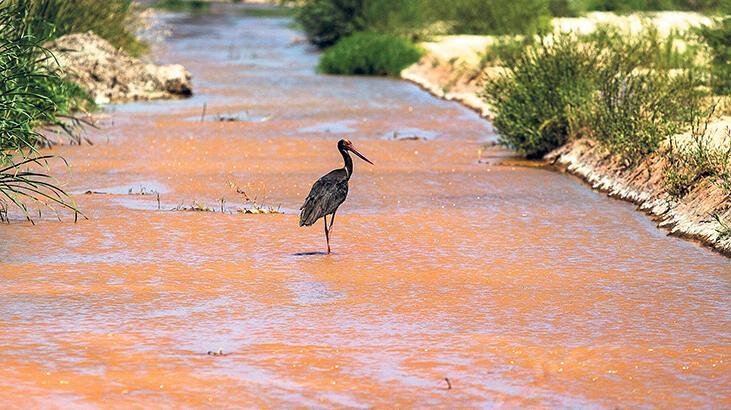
[299,139,373,254]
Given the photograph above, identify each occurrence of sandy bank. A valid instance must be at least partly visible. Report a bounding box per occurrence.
[401,12,731,256]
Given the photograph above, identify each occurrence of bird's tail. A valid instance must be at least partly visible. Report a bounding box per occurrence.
[298,205,318,227]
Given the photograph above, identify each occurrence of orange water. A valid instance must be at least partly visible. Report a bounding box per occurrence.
[1,7,729,408]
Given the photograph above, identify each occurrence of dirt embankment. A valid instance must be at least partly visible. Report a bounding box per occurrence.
[47,31,192,104]
[401,12,731,256]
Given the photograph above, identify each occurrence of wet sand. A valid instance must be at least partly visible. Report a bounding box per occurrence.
[1,7,729,408]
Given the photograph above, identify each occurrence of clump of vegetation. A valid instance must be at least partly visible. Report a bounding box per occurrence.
[583,25,702,70]
[587,26,707,163]
[318,32,422,76]
[481,36,537,68]
[665,125,731,198]
[431,0,552,36]
[294,0,366,48]
[697,17,731,96]
[294,0,554,49]
[582,0,729,12]
[153,0,211,12]
[483,26,712,161]
[482,35,598,158]
[0,0,86,220]
[18,0,147,56]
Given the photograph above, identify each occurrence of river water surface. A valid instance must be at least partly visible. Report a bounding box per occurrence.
[1,6,729,408]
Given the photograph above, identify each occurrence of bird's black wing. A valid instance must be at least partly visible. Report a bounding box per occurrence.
[299,170,348,227]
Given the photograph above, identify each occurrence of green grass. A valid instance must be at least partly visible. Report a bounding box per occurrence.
[482,27,712,161]
[697,17,731,95]
[481,35,598,158]
[240,6,295,17]
[0,0,84,220]
[318,32,422,76]
[580,0,730,13]
[153,0,211,12]
[666,124,731,198]
[17,0,147,56]
[294,0,366,48]
[586,26,707,163]
[295,0,554,49]
[481,36,537,68]
[430,0,552,36]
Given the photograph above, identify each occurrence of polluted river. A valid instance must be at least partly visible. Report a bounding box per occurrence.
[0,6,729,408]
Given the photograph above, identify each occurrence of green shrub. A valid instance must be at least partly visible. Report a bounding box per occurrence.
[585,0,729,12]
[666,128,731,197]
[482,35,598,158]
[429,0,552,35]
[0,0,84,219]
[583,25,701,70]
[483,27,711,162]
[548,0,583,16]
[697,17,730,95]
[294,0,554,48]
[153,0,211,12]
[361,0,436,40]
[17,0,147,56]
[318,32,422,76]
[295,0,365,48]
[586,27,708,163]
[592,66,705,163]
[481,36,537,67]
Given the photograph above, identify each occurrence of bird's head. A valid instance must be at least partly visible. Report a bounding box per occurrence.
[339,139,373,165]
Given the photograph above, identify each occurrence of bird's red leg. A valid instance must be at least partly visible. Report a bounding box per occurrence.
[323,215,331,254]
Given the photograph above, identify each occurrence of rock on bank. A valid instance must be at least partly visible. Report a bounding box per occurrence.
[47,31,192,104]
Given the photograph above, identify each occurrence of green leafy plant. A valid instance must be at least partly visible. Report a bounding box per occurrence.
[318,32,422,76]
[697,17,731,95]
[584,0,729,12]
[153,0,211,12]
[482,35,598,158]
[0,0,84,221]
[666,126,731,198]
[430,0,552,35]
[481,36,536,67]
[17,0,147,56]
[295,0,365,48]
[483,27,710,162]
[294,0,555,49]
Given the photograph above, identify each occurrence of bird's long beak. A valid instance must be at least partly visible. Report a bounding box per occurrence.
[350,146,374,165]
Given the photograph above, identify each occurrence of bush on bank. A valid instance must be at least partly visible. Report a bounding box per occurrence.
[318,32,422,76]
[482,29,711,161]
[294,0,366,48]
[582,0,730,13]
[295,0,554,48]
[697,17,731,95]
[482,36,598,158]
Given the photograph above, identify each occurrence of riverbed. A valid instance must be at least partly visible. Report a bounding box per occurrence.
[0,5,729,408]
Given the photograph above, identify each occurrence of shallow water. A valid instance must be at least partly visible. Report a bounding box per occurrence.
[1,6,729,408]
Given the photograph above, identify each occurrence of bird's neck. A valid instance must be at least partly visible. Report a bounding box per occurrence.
[340,147,353,179]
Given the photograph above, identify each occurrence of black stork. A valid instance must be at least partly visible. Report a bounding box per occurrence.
[299,139,373,253]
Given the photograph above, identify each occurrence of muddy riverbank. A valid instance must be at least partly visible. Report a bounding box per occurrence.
[1,5,730,407]
[402,24,731,256]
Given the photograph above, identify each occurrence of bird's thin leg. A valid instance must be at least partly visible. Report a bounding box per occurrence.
[323,215,331,254]
[328,210,336,232]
